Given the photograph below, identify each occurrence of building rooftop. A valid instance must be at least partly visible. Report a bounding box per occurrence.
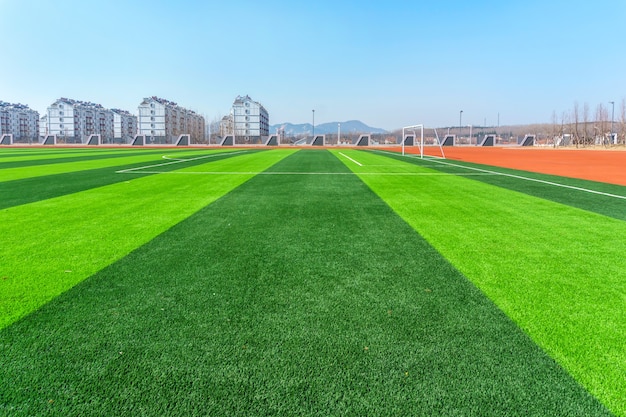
[54,98,105,109]
[0,101,36,111]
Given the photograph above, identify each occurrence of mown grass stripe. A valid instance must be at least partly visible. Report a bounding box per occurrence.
[373,150,626,221]
[0,149,294,329]
[0,150,260,210]
[337,149,625,416]
[0,148,240,183]
[0,149,611,416]
[0,149,172,168]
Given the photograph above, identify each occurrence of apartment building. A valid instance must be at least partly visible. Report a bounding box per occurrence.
[44,98,114,143]
[0,101,39,143]
[111,108,138,143]
[137,96,205,144]
[232,95,269,143]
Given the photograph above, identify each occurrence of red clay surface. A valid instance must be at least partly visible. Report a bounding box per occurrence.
[389,146,626,187]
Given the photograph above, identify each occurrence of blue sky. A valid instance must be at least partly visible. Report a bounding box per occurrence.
[1,0,624,130]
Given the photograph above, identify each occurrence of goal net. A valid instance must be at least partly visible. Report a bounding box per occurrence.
[402,125,445,159]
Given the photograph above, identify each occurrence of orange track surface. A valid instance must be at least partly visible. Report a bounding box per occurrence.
[390,146,626,187]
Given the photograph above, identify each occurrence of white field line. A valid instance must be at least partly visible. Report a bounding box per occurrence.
[387,151,626,201]
[338,152,363,167]
[162,155,189,161]
[115,151,248,173]
[116,170,499,176]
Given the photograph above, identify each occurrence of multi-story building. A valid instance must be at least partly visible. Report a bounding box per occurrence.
[219,114,234,137]
[0,101,39,143]
[231,95,269,143]
[137,96,205,144]
[44,98,115,143]
[111,109,138,143]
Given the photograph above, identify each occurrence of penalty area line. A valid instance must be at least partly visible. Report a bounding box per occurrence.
[115,170,501,176]
[338,152,363,167]
[115,150,248,173]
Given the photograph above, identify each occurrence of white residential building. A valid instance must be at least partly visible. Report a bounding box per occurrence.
[230,95,269,143]
[0,101,39,143]
[44,98,115,143]
[111,109,138,143]
[137,96,205,144]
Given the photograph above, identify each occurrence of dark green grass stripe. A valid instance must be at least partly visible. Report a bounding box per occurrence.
[0,149,172,169]
[373,150,626,221]
[0,150,610,416]
[0,148,125,157]
[0,150,260,210]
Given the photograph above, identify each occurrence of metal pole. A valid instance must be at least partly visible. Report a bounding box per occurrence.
[468,125,472,145]
[459,110,463,139]
[312,109,315,140]
[338,122,340,146]
[609,101,615,144]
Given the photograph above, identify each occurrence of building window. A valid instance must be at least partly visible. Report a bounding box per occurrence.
[59,124,63,129]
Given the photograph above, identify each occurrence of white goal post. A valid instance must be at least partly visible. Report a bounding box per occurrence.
[402,124,445,159]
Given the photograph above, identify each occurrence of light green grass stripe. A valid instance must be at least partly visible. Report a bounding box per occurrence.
[0,149,295,329]
[0,148,236,182]
[0,149,152,163]
[334,149,626,416]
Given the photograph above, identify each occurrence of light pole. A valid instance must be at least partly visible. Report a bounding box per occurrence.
[312,109,315,139]
[459,110,463,138]
[468,125,472,145]
[338,122,341,145]
[609,101,615,144]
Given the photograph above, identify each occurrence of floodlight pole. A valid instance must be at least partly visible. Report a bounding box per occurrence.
[338,122,341,146]
[459,110,463,139]
[312,109,315,140]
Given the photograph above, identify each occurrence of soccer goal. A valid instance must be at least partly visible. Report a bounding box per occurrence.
[402,125,445,159]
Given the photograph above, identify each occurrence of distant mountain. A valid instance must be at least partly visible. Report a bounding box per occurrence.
[270,120,387,136]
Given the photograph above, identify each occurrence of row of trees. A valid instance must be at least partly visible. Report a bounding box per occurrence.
[552,99,626,147]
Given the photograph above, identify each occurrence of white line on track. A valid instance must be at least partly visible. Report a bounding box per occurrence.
[382,151,626,201]
[338,152,363,167]
[115,151,248,173]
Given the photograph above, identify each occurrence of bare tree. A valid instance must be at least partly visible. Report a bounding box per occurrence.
[583,102,590,146]
[620,98,626,145]
[595,103,608,146]
[572,102,580,147]
[551,110,559,147]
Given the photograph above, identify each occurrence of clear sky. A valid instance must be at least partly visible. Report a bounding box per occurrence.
[1,0,624,130]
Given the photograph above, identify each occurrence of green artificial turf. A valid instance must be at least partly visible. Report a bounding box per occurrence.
[0,150,611,416]
[0,149,257,210]
[373,149,626,221]
[0,148,237,182]
[336,149,625,416]
[0,149,294,329]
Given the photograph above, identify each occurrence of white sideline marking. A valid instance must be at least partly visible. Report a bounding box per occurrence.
[339,152,363,167]
[116,151,247,173]
[389,152,626,201]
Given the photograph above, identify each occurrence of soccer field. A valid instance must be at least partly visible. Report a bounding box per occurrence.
[0,147,624,416]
